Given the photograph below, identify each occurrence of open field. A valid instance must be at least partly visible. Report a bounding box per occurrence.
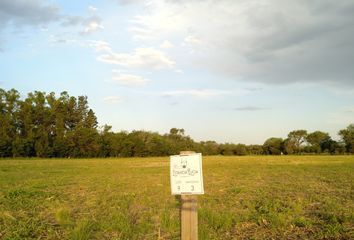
[0,156,353,239]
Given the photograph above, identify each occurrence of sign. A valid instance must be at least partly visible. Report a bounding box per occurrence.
[170,153,204,195]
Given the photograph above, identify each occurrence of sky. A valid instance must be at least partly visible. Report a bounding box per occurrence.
[1,0,354,144]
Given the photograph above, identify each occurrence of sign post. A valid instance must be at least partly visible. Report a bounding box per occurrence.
[181,195,198,240]
[170,151,204,240]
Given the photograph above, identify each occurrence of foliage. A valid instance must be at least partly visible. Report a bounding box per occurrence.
[0,88,353,157]
[263,138,284,155]
[284,130,307,154]
[0,89,99,158]
[339,124,354,153]
[306,131,331,153]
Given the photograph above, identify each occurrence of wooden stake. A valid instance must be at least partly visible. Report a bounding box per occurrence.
[179,151,198,240]
[181,195,198,240]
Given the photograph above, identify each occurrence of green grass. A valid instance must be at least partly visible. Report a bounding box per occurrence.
[0,155,353,239]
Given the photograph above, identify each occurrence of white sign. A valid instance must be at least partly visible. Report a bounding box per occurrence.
[170,153,204,195]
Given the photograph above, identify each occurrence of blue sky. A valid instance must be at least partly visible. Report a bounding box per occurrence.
[1,0,354,144]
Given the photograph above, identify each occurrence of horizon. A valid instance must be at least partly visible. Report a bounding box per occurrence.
[1,0,354,145]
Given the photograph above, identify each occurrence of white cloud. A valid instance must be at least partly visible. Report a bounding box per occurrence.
[117,0,147,5]
[49,34,77,44]
[61,14,104,35]
[184,35,202,45]
[88,40,112,52]
[103,96,122,103]
[98,47,175,70]
[80,16,103,35]
[112,70,149,86]
[128,26,155,41]
[128,0,354,87]
[89,6,98,12]
[162,89,230,98]
[160,40,173,49]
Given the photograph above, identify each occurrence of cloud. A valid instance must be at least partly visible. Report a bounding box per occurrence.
[160,40,173,49]
[103,96,122,104]
[112,71,149,86]
[0,0,60,29]
[61,14,103,35]
[129,0,354,87]
[0,0,61,51]
[117,0,147,5]
[49,34,77,44]
[88,40,112,52]
[234,106,268,111]
[89,6,98,12]
[61,16,83,26]
[184,35,202,45]
[98,47,175,70]
[162,89,230,98]
[80,16,103,35]
[0,0,103,49]
[128,26,155,41]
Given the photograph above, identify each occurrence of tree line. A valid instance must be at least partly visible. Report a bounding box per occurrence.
[0,88,353,158]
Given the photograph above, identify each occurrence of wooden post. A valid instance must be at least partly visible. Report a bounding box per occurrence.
[180,151,198,240]
[181,195,198,240]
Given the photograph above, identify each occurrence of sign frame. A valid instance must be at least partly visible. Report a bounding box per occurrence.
[170,152,204,195]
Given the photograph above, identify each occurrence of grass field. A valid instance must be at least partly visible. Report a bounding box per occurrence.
[0,156,353,239]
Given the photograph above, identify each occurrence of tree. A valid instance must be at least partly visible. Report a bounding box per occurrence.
[30,91,52,157]
[285,130,307,154]
[247,145,263,155]
[17,98,35,156]
[65,95,99,157]
[0,89,13,157]
[338,124,354,153]
[169,128,185,136]
[200,141,219,155]
[2,87,353,158]
[51,92,70,157]
[263,138,284,155]
[234,144,248,156]
[321,139,345,155]
[98,125,114,157]
[2,89,21,157]
[306,131,331,153]
[166,128,194,154]
[219,143,234,155]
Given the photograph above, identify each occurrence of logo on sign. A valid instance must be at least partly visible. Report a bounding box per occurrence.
[173,159,199,177]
